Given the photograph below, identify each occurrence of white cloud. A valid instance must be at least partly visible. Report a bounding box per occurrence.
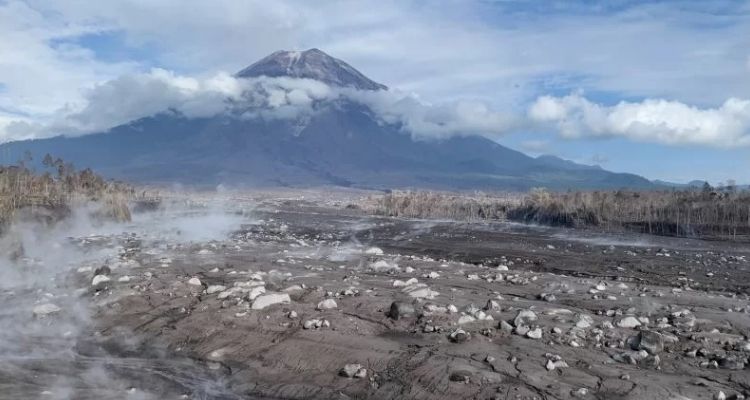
[529,93,750,148]
[0,67,519,142]
[14,0,750,109]
[1,0,749,152]
[6,65,749,149]
[4,69,243,139]
[0,1,137,118]
[346,89,518,140]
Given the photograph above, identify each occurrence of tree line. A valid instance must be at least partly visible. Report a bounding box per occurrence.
[365,186,750,240]
[0,152,133,230]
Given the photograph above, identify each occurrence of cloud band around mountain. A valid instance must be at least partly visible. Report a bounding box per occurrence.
[2,68,749,149]
[1,69,519,142]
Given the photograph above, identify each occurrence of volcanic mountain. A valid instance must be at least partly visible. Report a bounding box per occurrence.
[0,49,654,190]
[236,48,387,91]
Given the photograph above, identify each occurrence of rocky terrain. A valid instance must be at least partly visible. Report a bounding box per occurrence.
[3,191,750,399]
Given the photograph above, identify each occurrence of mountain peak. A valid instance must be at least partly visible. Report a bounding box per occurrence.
[236,48,387,91]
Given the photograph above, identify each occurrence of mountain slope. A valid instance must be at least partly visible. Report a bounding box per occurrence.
[0,49,655,190]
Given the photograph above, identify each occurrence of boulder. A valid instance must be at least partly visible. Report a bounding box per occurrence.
[251,293,291,310]
[449,370,473,383]
[206,285,226,295]
[388,301,415,320]
[574,314,594,329]
[32,303,61,317]
[316,299,338,310]
[634,330,664,354]
[526,327,543,340]
[339,364,367,378]
[514,309,537,327]
[92,274,111,287]
[617,316,641,329]
[449,329,470,343]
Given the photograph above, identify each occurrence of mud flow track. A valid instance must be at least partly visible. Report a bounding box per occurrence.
[3,195,750,399]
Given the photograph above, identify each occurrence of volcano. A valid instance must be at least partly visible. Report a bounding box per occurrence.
[0,49,654,190]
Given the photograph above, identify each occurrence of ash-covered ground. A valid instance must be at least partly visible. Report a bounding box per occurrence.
[3,191,750,400]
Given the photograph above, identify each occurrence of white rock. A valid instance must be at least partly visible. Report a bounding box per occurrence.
[117,276,131,283]
[474,310,489,320]
[303,318,329,329]
[514,309,538,327]
[527,328,543,339]
[340,363,367,378]
[251,293,291,310]
[365,247,384,255]
[206,285,226,295]
[303,320,315,329]
[370,260,400,272]
[92,275,110,286]
[572,388,588,397]
[393,278,418,287]
[617,316,642,329]
[217,287,241,299]
[403,284,439,299]
[458,315,476,325]
[574,314,594,329]
[424,271,440,279]
[187,277,202,286]
[33,303,61,317]
[317,299,338,310]
[546,359,568,370]
[247,286,267,301]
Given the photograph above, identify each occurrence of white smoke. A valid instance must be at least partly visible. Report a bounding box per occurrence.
[0,194,247,399]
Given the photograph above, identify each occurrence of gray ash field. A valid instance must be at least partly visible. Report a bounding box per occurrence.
[3,192,750,400]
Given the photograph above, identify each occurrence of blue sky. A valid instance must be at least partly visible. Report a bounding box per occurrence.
[0,0,749,183]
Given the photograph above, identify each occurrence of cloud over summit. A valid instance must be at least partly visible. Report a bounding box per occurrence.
[2,68,518,142]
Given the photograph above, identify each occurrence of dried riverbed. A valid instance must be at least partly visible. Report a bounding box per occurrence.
[3,193,750,399]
